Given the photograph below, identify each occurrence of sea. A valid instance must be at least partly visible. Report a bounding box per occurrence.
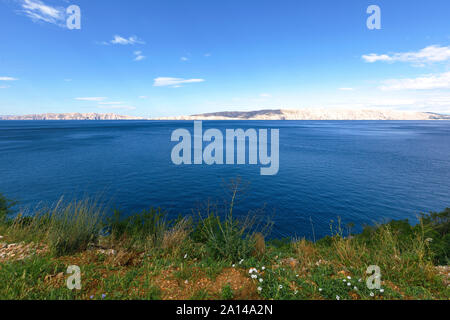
[0,120,448,239]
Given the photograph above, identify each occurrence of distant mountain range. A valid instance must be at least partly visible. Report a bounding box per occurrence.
[1,109,449,121]
[153,109,450,120]
[0,113,143,120]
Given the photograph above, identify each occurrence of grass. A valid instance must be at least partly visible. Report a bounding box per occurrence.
[0,191,448,300]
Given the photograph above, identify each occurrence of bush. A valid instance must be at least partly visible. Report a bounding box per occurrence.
[107,208,170,250]
[0,193,15,224]
[47,199,104,257]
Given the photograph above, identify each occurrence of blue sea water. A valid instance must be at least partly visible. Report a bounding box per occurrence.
[0,120,448,239]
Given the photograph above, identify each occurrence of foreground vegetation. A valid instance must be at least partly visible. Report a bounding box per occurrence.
[0,191,448,300]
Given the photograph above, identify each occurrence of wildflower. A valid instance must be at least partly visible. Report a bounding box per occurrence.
[296,274,299,277]
[358,278,362,282]
[319,288,323,292]
[184,254,188,259]
[232,264,236,268]
[249,268,258,274]
[251,274,258,279]
[347,282,351,286]
[90,295,94,299]
[101,294,106,299]
[343,279,347,282]
[294,290,298,295]
[257,287,262,292]
[239,259,244,265]
[380,289,384,293]
[336,295,340,300]
[279,285,283,289]
[370,292,374,297]
[262,266,266,270]
[354,286,358,291]
[347,276,351,280]
[259,278,263,283]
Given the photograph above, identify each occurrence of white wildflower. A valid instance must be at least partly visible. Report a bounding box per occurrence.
[336,295,340,300]
[370,292,374,297]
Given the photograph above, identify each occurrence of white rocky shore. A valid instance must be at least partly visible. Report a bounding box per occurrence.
[153,109,449,121]
[0,113,143,120]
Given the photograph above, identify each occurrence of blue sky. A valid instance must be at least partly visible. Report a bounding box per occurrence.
[1,0,450,117]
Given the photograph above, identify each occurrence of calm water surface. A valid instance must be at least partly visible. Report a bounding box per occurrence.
[0,120,448,238]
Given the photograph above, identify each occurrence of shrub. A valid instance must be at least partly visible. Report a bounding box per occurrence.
[0,193,16,224]
[107,208,169,250]
[47,199,104,257]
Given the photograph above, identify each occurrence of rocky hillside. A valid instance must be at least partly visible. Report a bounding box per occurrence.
[153,109,450,120]
[0,113,143,120]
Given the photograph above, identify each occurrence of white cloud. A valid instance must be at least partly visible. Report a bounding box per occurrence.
[153,77,205,87]
[19,0,65,27]
[134,51,146,61]
[362,45,450,65]
[75,97,107,102]
[339,88,354,91]
[98,105,136,110]
[98,101,124,105]
[180,57,189,61]
[0,85,11,89]
[380,72,450,91]
[260,93,272,98]
[0,77,18,81]
[109,35,145,45]
[139,96,148,99]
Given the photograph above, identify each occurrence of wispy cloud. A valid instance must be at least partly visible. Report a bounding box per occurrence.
[362,45,450,65]
[180,57,189,61]
[0,77,18,81]
[260,93,272,98]
[134,51,146,61]
[98,101,124,105]
[98,105,136,110]
[103,35,145,45]
[0,85,11,89]
[339,87,354,91]
[19,0,66,27]
[75,97,107,102]
[380,72,450,91]
[153,77,205,87]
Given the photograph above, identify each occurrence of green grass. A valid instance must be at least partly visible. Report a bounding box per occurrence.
[0,192,448,300]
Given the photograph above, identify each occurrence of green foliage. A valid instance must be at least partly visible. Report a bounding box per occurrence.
[220,284,234,300]
[0,256,77,300]
[195,210,257,261]
[107,208,169,249]
[0,193,15,224]
[47,199,104,257]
